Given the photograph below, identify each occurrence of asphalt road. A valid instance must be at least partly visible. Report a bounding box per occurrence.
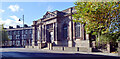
[0,48,119,59]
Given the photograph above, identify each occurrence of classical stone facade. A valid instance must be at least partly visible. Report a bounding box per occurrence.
[5,25,33,46]
[32,6,91,51]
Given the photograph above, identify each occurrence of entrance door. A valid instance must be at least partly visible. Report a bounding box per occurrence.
[50,32,54,43]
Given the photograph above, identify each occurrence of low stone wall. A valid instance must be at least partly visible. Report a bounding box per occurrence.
[78,47,90,52]
[25,44,91,53]
[52,46,91,52]
[53,46,63,51]
[25,46,34,48]
[34,46,39,49]
[64,47,78,51]
[25,43,47,49]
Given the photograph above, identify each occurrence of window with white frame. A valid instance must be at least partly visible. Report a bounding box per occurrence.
[8,35,12,39]
[24,35,26,39]
[25,30,27,34]
[75,22,80,38]
[30,30,32,34]
[18,31,20,35]
[14,31,16,35]
[16,35,17,39]
[22,35,24,39]
[22,30,24,34]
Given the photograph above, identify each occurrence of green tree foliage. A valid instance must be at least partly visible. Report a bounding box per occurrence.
[1,24,10,44]
[73,2,120,43]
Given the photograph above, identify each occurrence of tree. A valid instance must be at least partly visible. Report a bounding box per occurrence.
[73,2,120,43]
[1,24,10,46]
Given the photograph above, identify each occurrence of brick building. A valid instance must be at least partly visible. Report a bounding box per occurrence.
[5,25,33,46]
[32,6,91,51]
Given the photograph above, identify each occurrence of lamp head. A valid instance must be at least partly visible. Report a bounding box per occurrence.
[18,19,21,21]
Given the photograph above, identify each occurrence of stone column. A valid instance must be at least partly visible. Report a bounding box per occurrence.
[54,22,59,45]
[68,17,73,47]
[38,25,42,49]
[44,24,47,42]
[42,25,44,41]
[73,22,75,40]
[40,25,42,42]
[80,24,85,40]
[53,23,55,43]
[32,26,36,47]
[68,8,74,47]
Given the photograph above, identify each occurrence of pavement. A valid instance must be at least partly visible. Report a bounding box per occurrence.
[34,48,119,57]
[1,48,119,57]
[0,48,119,59]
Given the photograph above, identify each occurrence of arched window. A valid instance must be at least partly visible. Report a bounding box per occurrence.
[63,24,68,39]
[75,22,80,38]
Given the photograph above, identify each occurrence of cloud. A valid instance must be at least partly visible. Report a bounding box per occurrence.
[8,4,23,12]
[0,9,5,13]
[9,15,19,21]
[47,6,53,11]
[0,16,23,28]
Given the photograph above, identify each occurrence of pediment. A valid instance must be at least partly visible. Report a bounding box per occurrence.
[43,11,56,19]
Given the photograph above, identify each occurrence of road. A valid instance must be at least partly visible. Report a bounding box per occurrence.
[0,48,119,59]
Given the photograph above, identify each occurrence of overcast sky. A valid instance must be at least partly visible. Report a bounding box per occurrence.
[0,1,75,28]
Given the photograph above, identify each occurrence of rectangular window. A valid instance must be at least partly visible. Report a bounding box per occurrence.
[14,31,16,35]
[25,30,27,34]
[22,31,23,34]
[22,35,24,39]
[18,31,20,35]
[16,35,17,39]
[30,30,32,34]
[75,23,80,38]
[24,35,26,39]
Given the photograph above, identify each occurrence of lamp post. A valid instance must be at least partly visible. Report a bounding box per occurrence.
[19,15,24,47]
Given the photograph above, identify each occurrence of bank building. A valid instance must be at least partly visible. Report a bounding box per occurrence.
[31,6,92,52]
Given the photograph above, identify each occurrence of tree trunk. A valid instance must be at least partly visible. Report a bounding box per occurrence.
[107,42,110,53]
[98,32,100,42]
[118,41,120,56]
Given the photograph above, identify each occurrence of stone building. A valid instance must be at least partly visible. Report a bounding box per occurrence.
[32,6,91,51]
[5,25,33,46]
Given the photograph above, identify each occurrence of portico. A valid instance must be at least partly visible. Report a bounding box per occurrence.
[31,7,91,52]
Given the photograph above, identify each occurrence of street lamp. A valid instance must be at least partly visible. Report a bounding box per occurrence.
[18,15,24,47]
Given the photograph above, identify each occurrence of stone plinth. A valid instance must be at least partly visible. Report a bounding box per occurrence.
[38,43,42,49]
[47,43,53,50]
[75,39,81,47]
[68,40,73,47]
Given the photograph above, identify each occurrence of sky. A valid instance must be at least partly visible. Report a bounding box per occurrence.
[0,2,75,28]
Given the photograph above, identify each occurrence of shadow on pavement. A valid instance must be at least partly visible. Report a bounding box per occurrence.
[1,51,119,59]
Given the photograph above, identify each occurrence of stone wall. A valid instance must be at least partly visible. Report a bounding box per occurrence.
[52,46,91,52]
